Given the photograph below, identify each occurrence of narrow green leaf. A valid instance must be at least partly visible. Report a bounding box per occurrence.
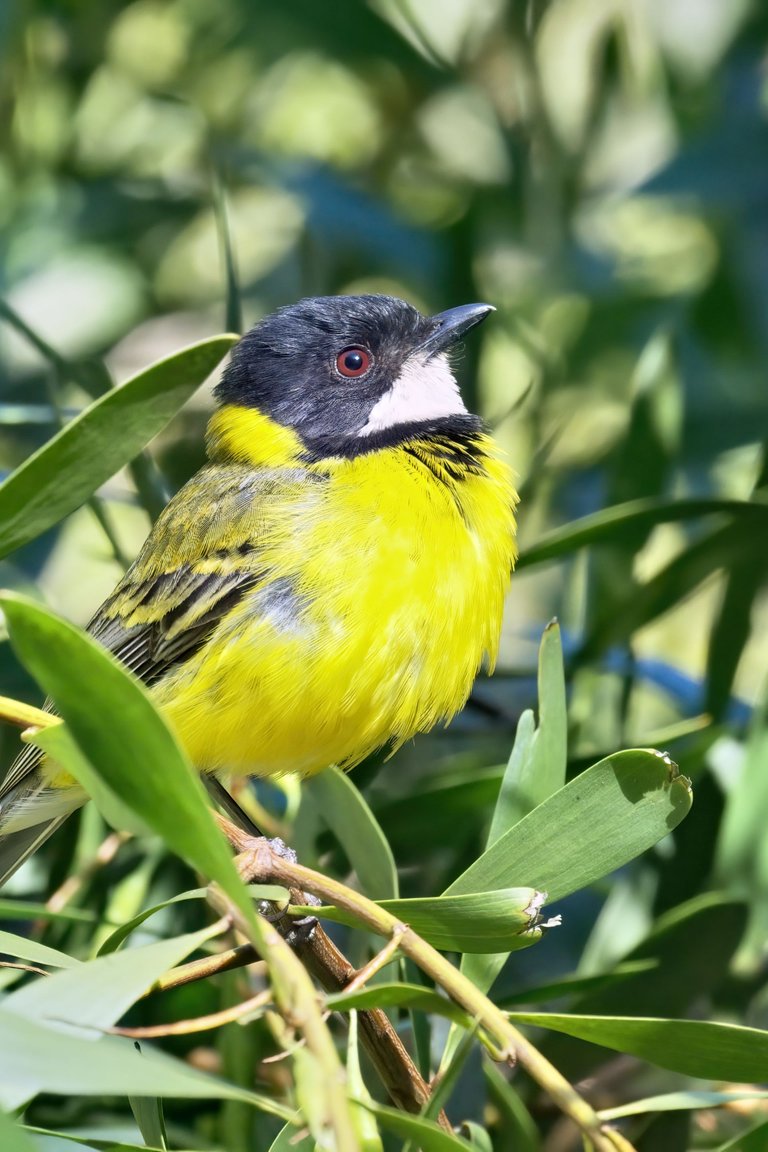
[444,749,692,902]
[0,1109,37,1152]
[600,1088,768,1120]
[422,1026,477,1124]
[0,929,81,970]
[346,1013,384,1151]
[508,1012,768,1082]
[579,520,764,661]
[0,593,258,933]
[211,170,243,336]
[455,624,568,1040]
[297,888,546,953]
[517,497,767,569]
[266,1123,313,1152]
[23,1130,173,1152]
[325,981,470,1026]
[303,766,398,899]
[0,335,236,559]
[498,960,657,1007]
[527,619,568,807]
[0,902,94,925]
[483,1059,541,1152]
[0,1007,294,1117]
[31,724,149,838]
[129,1084,167,1151]
[488,710,536,845]
[4,926,217,1036]
[716,693,768,971]
[716,1118,768,1151]
[361,1101,475,1152]
[97,884,288,955]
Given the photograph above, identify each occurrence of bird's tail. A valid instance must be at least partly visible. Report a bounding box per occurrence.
[0,761,86,888]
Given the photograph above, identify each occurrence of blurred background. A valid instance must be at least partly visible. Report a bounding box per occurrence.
[2,1,768,1146]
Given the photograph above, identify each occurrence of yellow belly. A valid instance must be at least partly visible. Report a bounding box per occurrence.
[153,440,517,777]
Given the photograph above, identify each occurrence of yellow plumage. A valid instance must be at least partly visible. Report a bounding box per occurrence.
[0,293,517,883]
[95,403,517,779]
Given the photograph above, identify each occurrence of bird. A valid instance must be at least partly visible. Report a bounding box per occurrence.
[0,294,518,885]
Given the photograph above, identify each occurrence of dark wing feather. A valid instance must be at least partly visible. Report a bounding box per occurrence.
[2,463,297,797]
[89,565,261,687]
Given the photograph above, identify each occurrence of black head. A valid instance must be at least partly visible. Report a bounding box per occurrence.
[215,294,493,453]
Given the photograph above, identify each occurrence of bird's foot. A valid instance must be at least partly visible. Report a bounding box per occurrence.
[233,833,321,945]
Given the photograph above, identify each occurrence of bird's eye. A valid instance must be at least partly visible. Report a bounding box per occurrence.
[335,346,372,378]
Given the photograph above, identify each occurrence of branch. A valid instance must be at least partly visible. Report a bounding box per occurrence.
[215,813,447,1127]
[237,838,637,1152]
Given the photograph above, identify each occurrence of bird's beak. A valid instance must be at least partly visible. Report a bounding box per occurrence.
[419,302,495,356]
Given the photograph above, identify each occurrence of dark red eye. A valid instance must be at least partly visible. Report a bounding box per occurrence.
[336,346,372,378]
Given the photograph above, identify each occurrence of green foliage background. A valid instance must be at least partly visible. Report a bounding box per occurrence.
[1,1,768,1149]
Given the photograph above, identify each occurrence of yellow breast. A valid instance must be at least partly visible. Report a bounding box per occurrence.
[155,420,517,778]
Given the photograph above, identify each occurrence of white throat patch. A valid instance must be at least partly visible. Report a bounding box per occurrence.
[358,353,467,436]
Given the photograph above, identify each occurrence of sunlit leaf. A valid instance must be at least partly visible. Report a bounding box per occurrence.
[0,593,258,932]
[361,1101,475,1151]
[508,1012,768,1081]
[303,766,398,899]
[4,925,217,1035]
[0,336,236,559]
[0,1007,294,1117]
[296,887,546,953]
[0,929,81,970]
[445,750,692,902]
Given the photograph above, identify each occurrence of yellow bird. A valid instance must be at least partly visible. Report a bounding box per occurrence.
[0,295,517,882]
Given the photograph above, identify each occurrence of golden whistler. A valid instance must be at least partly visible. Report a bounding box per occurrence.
[0,295,517,882]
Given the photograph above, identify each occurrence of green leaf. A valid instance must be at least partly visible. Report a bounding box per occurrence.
[3,925,217,1036]
[458,1122,492,1152]
[716,692,768,972]
[0,1109,38,1152]
[297,888,546,953]
[444,749,692,902]
[516,497,767,569]
[497,960,657,1007]
[483,1059,541,1152]
[0,593,258,933]
[325,981,470,1026]
[266,1123,314,1152]
[0,335,236,559]
[508,1012,768,1081]
[0,1006,294,1117]
[346,1013,384,1151]
[0,902,94,925]
[716,1118,768,1151]
[361,1101,475,1152]
[599,1088,768,1120]
[31,724,150,838]
[579,519,765,661]
[97,884,288,955]
[0,929,81,970]
[129,1077,167,1151]
[456,623,568,1038]
[488,710,536,844]
[488,620,567,842]
[23,1130,173,1152]
[302,766,398,899]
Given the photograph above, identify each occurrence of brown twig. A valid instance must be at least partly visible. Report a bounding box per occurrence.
[112,989,271,1039]
[46,830,130,915]
[236,837,636,1152]
[215,813,448,1127]
[150,942,263,994]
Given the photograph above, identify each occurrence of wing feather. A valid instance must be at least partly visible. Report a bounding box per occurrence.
[1,462,305,800]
